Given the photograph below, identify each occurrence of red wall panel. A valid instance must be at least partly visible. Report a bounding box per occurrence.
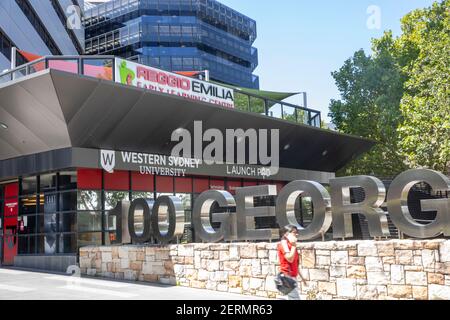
[131,172,154,192]
[104,171,129,191]
[77,169,102,190]
[3,183,18,265]
[4,183,18,198]
[227,180,242,195]
[243,180,258,187]
[193,178,209,193]
[156,176,174,193]
[210,179,224,190]
[175,177,193,193]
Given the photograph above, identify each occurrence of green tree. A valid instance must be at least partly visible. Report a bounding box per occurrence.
[396,0,450,173]
[328,38,408,176]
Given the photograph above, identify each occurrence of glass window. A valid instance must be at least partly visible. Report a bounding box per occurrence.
[40,174,57,193]
[182,25,192,36]
[159,25,170,35]
[58,171,77,191]
[18,215,36,235]
[78,232,102,248]
[18,236,35,255]
[77,190,101,211]
[171,57,182,69]
[19,196,38,215]
[28,60,45,74]
[250,97,266,114]
[58,233,77,254]
[234,91,250,112]
[12,67,27,80]
[21,176,37,195]
[78,211,102,232]
[268,102,282,119]
[44,233,58,255]
[156,193,174,198]
[38,213,57,234]
[175,193,192,211]
[170,25,181,36]
[182,57,193,67]
[131,192,153,200]
[48,59,78,74]
[59,212,77,233]
[282,105,298,123]
[104,191,129,210]
[59,191,77,212]
[83,58,113,80]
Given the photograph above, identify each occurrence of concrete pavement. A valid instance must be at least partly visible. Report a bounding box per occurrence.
[0,268,270,300]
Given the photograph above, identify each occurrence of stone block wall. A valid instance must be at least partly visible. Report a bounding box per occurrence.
[79,239,450,300]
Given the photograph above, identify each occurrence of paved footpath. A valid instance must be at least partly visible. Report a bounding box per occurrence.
[0,268,270,300]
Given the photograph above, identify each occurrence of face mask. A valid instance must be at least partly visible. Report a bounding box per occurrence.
[287,233,297,243]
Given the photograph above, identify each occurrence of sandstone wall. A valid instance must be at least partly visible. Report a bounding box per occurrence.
[79,239,450,300]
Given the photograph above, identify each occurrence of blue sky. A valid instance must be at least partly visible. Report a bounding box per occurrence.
[219,0,436,122]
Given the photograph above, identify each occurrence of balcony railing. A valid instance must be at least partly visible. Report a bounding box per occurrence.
[0,55,321,128]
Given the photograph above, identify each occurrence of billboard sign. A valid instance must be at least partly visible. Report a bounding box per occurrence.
[115,58,235,108]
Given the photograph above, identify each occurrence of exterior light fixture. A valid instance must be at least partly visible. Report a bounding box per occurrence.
[283,144,290,150]
[322,150,328,156]
[0,123,8,130]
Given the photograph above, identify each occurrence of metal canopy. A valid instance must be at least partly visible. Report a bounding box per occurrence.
[0,69,375,172]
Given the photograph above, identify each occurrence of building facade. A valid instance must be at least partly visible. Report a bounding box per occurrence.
[0,54,373,271]
[0,0,85,72]
[84,0,259,89]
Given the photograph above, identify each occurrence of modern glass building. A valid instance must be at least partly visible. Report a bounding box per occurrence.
[84,0,259,89]
[0,0,85,72]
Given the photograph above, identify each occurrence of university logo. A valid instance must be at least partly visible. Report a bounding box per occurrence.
[100,150,116,173]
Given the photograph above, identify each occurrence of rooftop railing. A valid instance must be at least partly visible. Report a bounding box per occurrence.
[0,55,321,128]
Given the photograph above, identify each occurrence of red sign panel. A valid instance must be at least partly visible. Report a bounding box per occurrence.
[3,184,18,265]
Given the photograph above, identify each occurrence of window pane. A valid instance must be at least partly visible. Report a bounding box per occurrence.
[44,233,57,254]
[28,60,45,74]
[48,59,78,74]
[18,215,36,235]
[268,102,282,119]
[104,191,129,210]
[77,190,101,210]
[58,171,77,191]
[18,236,32,255]
[234,92,249,112]
[59,191,77,212]
[40,174,57,193]
[59,212,77,233]
[83,58,113,80]
[58,233,77,254]
[78,232,102,248]
[249,96,265,114]
[19,196,37,215]
[21,176,37,195]
[282,105,297,123]
[175,193,191,211]
[131,192,153,200]
[78,211,102,232]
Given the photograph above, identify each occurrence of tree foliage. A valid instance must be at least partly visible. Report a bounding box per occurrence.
[328,37,408,176]
[396,0,450,173]
[329,0,449,176]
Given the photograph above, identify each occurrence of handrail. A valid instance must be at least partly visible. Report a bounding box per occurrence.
[0,55,322,128]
